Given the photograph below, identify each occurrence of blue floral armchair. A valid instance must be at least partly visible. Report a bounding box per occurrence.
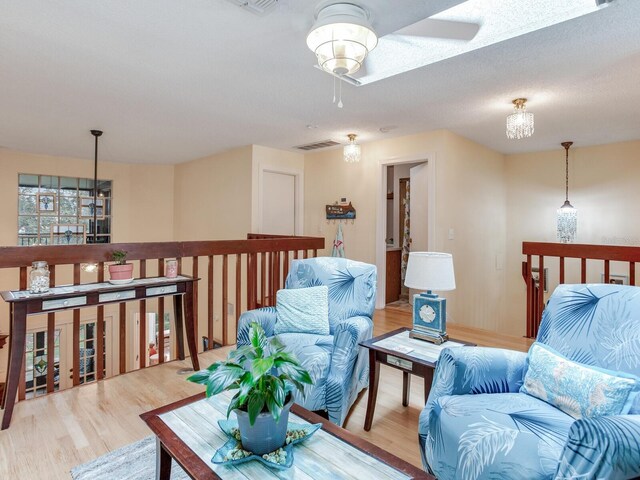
[419,284,640,480]
[237,257,377,426]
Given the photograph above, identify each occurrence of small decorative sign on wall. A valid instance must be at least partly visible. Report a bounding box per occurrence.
[326,202,356,220]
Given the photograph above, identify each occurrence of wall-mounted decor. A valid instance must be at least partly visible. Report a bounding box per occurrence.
[79,196,105,219]
[50,224,86,245]
[326,202,356,220]
[36,193,57,213]
[600,273,629,285]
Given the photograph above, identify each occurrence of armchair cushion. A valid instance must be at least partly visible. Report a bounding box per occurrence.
[521,342,640,419]
[274,332,334,412]
[423,392,574,480]
[273,286,329,336]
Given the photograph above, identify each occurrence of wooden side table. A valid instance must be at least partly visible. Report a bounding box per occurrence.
[0,275,199,430]
[359,327,474,431]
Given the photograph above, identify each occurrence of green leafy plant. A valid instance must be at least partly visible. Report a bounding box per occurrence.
[187,323,313,425]
[111,250,128,265]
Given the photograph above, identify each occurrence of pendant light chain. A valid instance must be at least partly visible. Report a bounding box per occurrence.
[562,141,573,203]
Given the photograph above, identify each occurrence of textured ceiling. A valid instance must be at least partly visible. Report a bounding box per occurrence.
[0,0,639,164]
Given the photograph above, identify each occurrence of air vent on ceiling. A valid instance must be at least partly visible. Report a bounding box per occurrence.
[294,140,340,151]
[227,0,279,16]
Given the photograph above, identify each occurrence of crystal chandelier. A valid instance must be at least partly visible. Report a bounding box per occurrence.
[306,3,378,77]
[343,134,361,163]
[557,141,577,243]
[506,98,534,139]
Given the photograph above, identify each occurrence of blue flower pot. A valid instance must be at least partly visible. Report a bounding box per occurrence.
[234,396,294,456]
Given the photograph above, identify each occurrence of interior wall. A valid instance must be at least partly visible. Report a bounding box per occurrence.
[0,148,175,379]
[303,129,507,332]
[504,140,640,336]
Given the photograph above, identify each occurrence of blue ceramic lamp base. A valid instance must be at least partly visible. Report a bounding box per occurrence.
[410,291,449,345]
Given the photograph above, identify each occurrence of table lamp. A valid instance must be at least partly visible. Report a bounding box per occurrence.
[404,252,456,345]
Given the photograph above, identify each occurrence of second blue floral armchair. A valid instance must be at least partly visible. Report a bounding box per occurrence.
[237,257,377,426]
[419,283,640,480]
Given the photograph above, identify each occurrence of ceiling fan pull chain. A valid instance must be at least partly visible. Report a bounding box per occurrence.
[333,75,336,104]
[338,76,344,108]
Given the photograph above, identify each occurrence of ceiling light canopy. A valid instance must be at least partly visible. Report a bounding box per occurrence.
[306,3,378,76]
[343,134,361,163]
[506,98,534,139]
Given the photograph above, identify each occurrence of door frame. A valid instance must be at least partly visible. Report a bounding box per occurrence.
[254,166,304,236]
[375,153,437,309]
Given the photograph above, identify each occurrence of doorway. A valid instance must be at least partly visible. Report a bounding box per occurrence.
[376,154,436,310]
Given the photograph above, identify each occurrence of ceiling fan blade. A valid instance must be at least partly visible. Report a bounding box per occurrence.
[392,18,479,41]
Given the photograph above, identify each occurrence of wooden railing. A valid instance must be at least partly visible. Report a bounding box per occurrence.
[0,234,324,400]
[522,242,640,338]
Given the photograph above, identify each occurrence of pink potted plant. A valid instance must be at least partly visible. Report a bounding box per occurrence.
[108,250,134,283]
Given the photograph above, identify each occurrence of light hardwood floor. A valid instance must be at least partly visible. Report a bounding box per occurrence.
[0,308,532,479]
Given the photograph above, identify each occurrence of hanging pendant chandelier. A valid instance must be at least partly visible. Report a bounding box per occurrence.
[343,134,361,163]
[556,141,577,243]
[506,98,535,139]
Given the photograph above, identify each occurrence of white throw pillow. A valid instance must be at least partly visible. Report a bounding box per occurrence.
[274,286,330,336]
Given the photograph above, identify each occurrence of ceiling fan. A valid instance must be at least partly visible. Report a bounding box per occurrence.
[305,0,479,85]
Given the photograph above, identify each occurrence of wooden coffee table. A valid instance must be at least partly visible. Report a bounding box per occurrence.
[141,390,432,479]
[360,327,474,431]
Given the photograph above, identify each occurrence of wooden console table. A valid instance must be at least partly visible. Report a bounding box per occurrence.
[0,275,199,430]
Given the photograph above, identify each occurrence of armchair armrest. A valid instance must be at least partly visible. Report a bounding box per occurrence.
[236,306,277,346]
[427,346,527,405]
[555,415,640,480]
[325,315,374,426]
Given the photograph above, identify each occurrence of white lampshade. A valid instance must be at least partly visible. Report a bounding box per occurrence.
[404,252,456,291]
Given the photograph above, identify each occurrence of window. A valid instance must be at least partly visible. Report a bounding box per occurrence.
[18,174,112,245]
[25,329,61,399]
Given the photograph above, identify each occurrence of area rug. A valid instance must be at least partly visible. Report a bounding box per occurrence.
[70,436,189,480]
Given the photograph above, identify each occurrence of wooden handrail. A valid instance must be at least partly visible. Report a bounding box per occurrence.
[0,235,324,403]
[522,242,640,338]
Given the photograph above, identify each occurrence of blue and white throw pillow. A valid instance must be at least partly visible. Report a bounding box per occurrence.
[274,286,330,336]
[521,342,640,419]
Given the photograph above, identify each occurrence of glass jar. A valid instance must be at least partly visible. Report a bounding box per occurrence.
[29,261,50,293]
[165,259,178,278]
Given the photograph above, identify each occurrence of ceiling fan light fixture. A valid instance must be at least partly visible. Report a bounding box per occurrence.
[307,3,377,76]
[343,133,361,163]
[506,98,534,139]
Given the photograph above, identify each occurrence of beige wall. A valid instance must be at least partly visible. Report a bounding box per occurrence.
[504,140,640,336]
[173,146,253,241]
[303,130,508,332]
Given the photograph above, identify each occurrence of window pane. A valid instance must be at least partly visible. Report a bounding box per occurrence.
[18,216,38,234]
[19,195,37,214]
[39,176,58,192]
[60,176,78,194]
[19,174,39,188]
[59,196,78,215]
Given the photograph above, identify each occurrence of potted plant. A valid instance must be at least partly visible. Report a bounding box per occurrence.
[108,250,134,283]
[187,323,313,455]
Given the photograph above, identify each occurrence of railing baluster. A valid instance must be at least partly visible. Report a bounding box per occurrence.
[158,258,165,364]
[631,262,636,286]
[581,258,587,283]
[525,255,532,339]
[139,259,147,369]
[46,265,56,392]
[559,257,565,284]
[208,255,214,350]
[192,256,199,351]
[72,264,81,386]
[604,259,610,283]
[119,303,127,374]
[536,255,544,338]
[260,253,266,307]
[222,255,228,346]
[283,251,289,283]
[96,262,105,380]
[236,254,242,338]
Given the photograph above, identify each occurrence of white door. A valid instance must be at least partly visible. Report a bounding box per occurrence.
[409,162,429,251]
[261,171,296,235]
